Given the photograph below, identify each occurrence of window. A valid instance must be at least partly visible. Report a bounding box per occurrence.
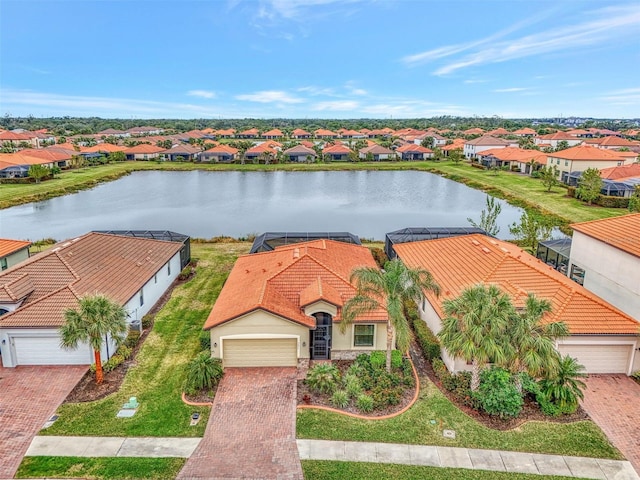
[354,325,375,347]
[0,257,7,271]
[167,262,171,276]
[569,264,585,286]
[421,298,426,311]
[154,274,158,284]
[565,161,568,166]
[139,289,144,306]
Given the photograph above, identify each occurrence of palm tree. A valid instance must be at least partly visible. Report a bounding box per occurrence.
[539,355,587,412]
[438,284,515,390]
[60,294,128,384]
[503,294,569,390]
[342,259,440,372]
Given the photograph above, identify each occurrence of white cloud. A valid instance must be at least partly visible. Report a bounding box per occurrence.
[255,0,362,19]
[297,85,336,96]
[187,90,216,99]
[312,100,359,111]
[493,87,529,93]
[599,87,640,105]
[235,90,304,103]
[464,79,487,84]
[401,4,640,76]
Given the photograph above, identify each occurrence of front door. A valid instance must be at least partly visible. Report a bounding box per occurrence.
[311,312,332,360]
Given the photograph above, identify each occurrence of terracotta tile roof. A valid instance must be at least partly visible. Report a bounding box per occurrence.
[478,147,547,164]
[204,240,387,330]
[239,128,260,136]
[549,145,624,161]
[394,234,640,335]
[571,214,640,259]
[465,135,511,146]
[0,238,31,258]
[20,149,72,161]
[513,128,537,135]
[322,144,352,154]
[0,153,51,165]
[396,144,433,154]
[464,128,485,135]
[162,144,201,154]
[246,144,276,155]
[283,145,316,156]
[300,141,315,148]
[359,144,394,155]
[81,143,125,153]
[539,132,581,141]
[262,129,284,137]
[204,144,238,154]
[0,273,35,302]
[584,136,639,147]
[487,128,510,136]
[314,129,337,137]
[98,128,126,135]
[214,129,236,136]
[123,144,165,154]
[599,163,640,180]
[0,233,182,328]
[292,128,311,136]
[48,142,79,152]
[0,131,33,141]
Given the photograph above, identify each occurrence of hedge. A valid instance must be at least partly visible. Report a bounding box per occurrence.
[595,195,629,208]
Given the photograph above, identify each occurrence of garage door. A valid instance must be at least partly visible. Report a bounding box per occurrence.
[558,344,632,374]
[13,336,92,366]
[223,338,297,367]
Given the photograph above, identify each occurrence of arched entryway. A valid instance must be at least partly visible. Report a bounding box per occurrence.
[310,312,332,360]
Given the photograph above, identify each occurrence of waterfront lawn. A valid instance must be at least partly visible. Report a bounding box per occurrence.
[301,461,581,480]
[297,381,621,459]
[40,242,250,437]
[16,457,184,480]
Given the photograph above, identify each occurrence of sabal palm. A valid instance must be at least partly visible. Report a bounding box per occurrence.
[505,294,569,384]
[438,284,515,390]
[60,294,128,384]
[342,259,440,372]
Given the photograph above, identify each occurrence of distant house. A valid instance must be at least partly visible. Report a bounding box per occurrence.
[0,232,185,367]
[127,126,164,136]
[583,136,639,150]
[512,128,537,137]
[463,135,513,159]
[283,145,316,163]
[368,128,395,138]
[487,128,510,136]
[440,139,465,157]
[568,214,640,323]
[98,128,130,138]
[322,143,352,161]
[339,129,366,139]
[162,144,201,162]
[547,145,629,183]
[291,129,311,139]
[358,144,395,161]
[0,131,36,148]
[213,129,236,138]
[201,145,238,163]
[396,144,433,160]
[476,147,547,173]
[262,129,284,140]
[534,133,583,149]
[123,144,165,161]
[0,239,31,271]
[394,234,640,375]
[463,128,484,136]
[237,128,260,139]
[244,143,277,162]
[314,129,337,139]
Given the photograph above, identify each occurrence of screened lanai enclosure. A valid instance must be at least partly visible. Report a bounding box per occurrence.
[536,238,572,274]
[385,227,487,259]
[567,172,640,198]
[249,232,361,253]
[94,230,191,268]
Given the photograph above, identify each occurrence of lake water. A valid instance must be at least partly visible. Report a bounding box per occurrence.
[0,170,526,241]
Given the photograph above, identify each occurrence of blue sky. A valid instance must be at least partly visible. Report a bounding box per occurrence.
[1,0,639,119]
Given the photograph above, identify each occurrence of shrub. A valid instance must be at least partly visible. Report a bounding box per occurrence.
[474,367,523,419]
[567,186,576,197]
[199,330,211,351]
[369,247,388,269]
[184,352,224,395]
[306,363,340,394]
[125,330,140,348]
[118,345,133,360]
[596,195,629,208]
[344,374,363,398]
[178,265,194,281]
[141,314,153,329]
[432,358,449,380]
[412,316,440,361]
[632,370,640,381]
[530,171,541,179]
[538,355,586,414]
[356,394,374,413]
[391,350,403,369]
[369,351,386,370]
[331,390,350,409]
[103,353,125,373]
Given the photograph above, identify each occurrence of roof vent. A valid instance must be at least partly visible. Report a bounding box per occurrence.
[293,248,300,259]
[471,240,480,246]
[481,247,491,254]
[500,247,509,253]
[489,240,498,245]
[62,242,71,247]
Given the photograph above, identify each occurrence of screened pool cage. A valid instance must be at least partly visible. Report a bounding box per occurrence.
[535,238,572,274]
[384,227,487,259]
[567,172,640,198]
[249,232,361,253]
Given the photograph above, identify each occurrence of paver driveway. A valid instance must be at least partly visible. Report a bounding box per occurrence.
[177,367,303,480]
[0,362,86,479]
[581,375,640,475]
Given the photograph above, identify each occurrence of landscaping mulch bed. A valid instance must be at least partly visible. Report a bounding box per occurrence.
[296,359,416,417]
[63,266,197,404]
[183,385,218,405]
[409,340,589,431]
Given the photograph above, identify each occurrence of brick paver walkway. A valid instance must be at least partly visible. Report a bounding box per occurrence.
[0,362,86,479]
[177,367,303,480]
[581,375,640,475]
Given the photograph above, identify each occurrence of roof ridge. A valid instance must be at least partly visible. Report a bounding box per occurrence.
[0,285,75,325]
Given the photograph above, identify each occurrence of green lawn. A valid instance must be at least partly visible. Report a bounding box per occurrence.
[302,461,583,480]
[40,242,249,437]
[0,161,624,228]
[16,457,184,479]
[297,381,621,459]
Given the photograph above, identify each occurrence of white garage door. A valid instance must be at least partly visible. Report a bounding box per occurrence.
[223,338,297,367]
[13,336,92,366]
[558,344,632,374]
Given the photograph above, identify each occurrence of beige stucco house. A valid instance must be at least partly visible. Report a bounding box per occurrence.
[0,239,31,272]
[204,240,389,367]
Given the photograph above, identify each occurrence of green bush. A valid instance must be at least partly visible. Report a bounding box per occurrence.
[141,314,153,329]
[595,195,630,208]
[412,316,440,361]
[199,330,211,351]
[369,351,386,369]
[306,363,340,394]
[356,394,374,413]
[103,353,125,373]
[432,358,448,380]
[391,350,403,369]
[178,265,194,281]
[538,355,586,414]
[344,374,363,398]
[184,352,224,395]
[118,345,132,360]
[369,247,388,269]
[125,330,140,348]
[475,367,523,419]
[331,390,350,409]
[632,370,640,381]
[530,171,541,178]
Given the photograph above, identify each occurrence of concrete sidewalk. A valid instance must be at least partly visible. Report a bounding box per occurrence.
[26,436,201,458]
[297,440,640,480]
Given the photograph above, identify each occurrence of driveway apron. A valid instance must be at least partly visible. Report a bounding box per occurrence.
[177,367,303,480]
[0,363,86,478]
[581,375,640,475]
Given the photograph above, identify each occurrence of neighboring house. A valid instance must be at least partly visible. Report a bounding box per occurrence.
[162,144,201,162]
[568,214,640,322]
[463,135,513,159]
[322,143,352,161]
[123,144,166,161]
[513,128,537,137]
[0,131,36,148]
[368,128,395,138]
[127,126,164,136]
[244,143,277,162]
[282,145,316,163]
[213,129,235,138]
[203,240,388,367]
[98,128,130,138]
[0,239,31,271]
[396,144,433,160]
[314,129,337,139]
[424,133,447,147]
[441,139,465,157]
[0,232,185,367]
[262,129,284,140]
[476,147,547,173]
[201,144,238,163]
[394,234,640,375]
[81,143,126,155]
[547,145,629,183]
[583,136,639,150]
[358,144,395,161]
[237,128,260,139]
[291,128,311,139]
[487,128,510,136]
[534,133,583,149]
[463,128,484,136]
[339,129,366,139]
[17,149,72,169]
